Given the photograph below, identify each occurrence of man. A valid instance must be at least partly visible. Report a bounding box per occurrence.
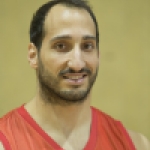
[0,0,149,149]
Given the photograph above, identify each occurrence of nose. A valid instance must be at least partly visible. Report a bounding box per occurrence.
[67,46,85,72]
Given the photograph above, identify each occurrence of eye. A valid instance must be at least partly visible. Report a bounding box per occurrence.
[55,43,66,50]
[52,41,72,52]
[82,42,95,51]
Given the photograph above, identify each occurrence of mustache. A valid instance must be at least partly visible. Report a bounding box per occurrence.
[59,68,92,76]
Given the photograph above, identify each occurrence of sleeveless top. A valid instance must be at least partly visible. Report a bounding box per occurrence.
[0,105,136,150]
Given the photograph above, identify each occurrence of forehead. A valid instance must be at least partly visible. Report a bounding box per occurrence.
[43,4,96,38]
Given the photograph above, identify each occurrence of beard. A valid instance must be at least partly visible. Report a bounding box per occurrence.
[37,58,98,106]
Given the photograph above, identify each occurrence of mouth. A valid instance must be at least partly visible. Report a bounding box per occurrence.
[63,74,87,79]
[62,73,87,85]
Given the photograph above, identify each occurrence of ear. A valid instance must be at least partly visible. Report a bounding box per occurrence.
[28,43,38,69]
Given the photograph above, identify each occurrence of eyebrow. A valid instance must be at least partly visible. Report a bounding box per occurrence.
[82,35,96,41]
[50,35,72,42]
[50,35,96,42]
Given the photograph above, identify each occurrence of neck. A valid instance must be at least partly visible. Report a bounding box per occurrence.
[25,94,92,137]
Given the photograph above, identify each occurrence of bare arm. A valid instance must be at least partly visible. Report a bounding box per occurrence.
[0,142,5,150]
[128,130,150,150]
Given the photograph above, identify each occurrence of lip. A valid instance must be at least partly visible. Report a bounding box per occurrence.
[62,73,87,85]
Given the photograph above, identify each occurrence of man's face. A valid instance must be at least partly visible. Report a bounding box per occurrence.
[36,4,99,104]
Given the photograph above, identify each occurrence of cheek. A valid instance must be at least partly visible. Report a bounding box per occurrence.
[44,54,66,75]
[85,54,99,69]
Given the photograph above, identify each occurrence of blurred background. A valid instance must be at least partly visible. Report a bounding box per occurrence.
[0,0,150,139]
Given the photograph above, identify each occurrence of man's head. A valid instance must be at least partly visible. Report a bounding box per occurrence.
[28,0,99,105]
[30,0,99,51]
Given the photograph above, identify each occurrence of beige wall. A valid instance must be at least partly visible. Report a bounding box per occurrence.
[0,0,150,139]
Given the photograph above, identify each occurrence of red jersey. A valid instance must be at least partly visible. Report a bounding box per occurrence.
[0,106,136,150]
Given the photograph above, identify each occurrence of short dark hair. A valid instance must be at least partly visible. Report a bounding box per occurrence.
[29,0,99,51]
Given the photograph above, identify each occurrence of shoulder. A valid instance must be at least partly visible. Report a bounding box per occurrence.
[128,130,150,150]
[92,107,150,149]
[0,106,21,126]
[0,108,21,150]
